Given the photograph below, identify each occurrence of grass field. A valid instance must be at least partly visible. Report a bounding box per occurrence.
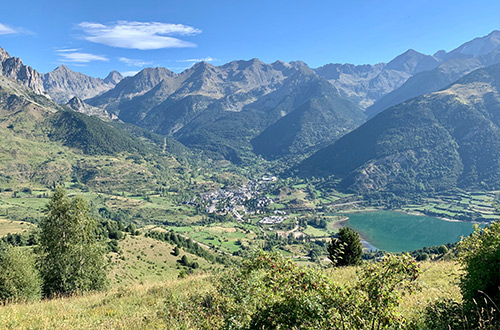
[0,260,462,329]
[109,235,215,287]
[0,219,34,236]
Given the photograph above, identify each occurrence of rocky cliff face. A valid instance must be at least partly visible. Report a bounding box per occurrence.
[42,65,123,103]
[66,96,117,121]
[0,46,45,95]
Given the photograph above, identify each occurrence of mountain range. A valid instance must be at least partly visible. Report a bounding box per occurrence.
[297,62,500,195]
[0,30,499,196]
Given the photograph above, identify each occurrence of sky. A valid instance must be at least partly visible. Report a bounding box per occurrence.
[0,0,498,78]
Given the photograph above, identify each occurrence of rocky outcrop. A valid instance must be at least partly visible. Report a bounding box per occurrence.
[0,46,45,95]
[66,96,117,121]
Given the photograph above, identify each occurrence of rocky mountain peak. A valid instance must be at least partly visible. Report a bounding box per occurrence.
[54,64,70,72]
[0,46,10,62]
[67,96,85,108]
[386,49,441,74]
[43,65,121,103]
[104,70,123,85]
[66,96,117,121]
[0,51,45,95]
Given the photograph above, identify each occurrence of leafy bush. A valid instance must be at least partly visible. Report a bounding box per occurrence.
[168,251,421,329]
[0,246,42,303]
[459,221,500,326]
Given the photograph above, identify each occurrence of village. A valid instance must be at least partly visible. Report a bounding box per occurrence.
[193,176,286,222]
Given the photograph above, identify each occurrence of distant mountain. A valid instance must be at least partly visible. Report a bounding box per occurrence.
[0,46,45,95]
[104,70,123,85]
[366,50,500,118]
[88,59,365,161]
[297,63,500,195]
[434,30,500,60]
[87,67,177,112]
[366,31,500,117]
[251,80,364,159]
[314,49,441,109]
[42,65,123,103]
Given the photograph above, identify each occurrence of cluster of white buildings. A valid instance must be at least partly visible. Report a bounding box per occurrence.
[197,176,277,221]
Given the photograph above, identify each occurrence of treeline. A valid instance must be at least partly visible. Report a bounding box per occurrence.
[362,242,457,261]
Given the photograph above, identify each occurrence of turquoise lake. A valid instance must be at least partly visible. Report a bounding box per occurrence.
[345,211,478,252]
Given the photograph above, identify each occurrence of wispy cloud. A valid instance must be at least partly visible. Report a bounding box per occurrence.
[55,48,81,53]
[78,21,201,50]
[0,23,18,35]
[177,56,216,63]
[119,57,153,67]
[55,49,109,63]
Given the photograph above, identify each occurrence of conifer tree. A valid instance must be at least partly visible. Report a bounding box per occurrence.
[328,227,363,266]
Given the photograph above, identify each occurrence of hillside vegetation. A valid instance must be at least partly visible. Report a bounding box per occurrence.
[0,257,461,330]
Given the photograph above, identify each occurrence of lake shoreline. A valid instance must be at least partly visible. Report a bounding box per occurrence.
[332,215,378,251]
[336,210,477,252]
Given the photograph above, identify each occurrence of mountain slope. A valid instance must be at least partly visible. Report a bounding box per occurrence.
[435,30,500,60]
[0,73,189,190]
[47,110,149,155]
[297,63,500,195]
[251,80,365,158]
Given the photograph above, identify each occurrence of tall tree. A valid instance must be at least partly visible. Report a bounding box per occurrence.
[39,186,107,296]
[328,227,363,266]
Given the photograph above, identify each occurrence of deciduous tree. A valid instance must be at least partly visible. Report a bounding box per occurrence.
[39,186,107,297]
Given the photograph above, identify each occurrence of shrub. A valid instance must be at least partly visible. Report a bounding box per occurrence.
[173,251,421,329]
[459,221,500,326]
[0,246,42,303]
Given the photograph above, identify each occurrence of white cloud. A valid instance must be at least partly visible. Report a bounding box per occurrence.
[78,21,201,50]
[57,51,109,63]
[119,57,153,67]
[0,23,18,35]
[121,70,139,77]
[55,48,81,53]
[177,56,216,63]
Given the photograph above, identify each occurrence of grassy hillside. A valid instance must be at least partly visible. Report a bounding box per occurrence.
[0,259,461,329]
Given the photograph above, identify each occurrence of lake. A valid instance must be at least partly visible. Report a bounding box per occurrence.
[345,211,478,252]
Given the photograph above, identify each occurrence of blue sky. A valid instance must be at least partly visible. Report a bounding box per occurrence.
[0,0,498,78]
